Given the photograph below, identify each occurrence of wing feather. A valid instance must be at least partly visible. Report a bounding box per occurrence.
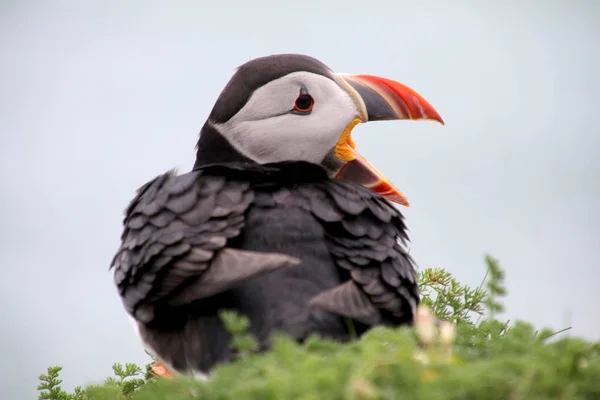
[304,180,420,325]
[110,169,299,324]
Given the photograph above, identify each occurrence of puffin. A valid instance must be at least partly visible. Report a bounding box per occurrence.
[110,54,444,379]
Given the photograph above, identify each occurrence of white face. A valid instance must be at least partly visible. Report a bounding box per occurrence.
[210,71,361,165]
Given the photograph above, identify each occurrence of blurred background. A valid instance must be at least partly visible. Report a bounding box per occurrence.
[1,0,599,398]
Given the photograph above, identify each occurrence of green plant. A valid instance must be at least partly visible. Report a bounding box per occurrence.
[37,366,81,400]
[37,255,599,399]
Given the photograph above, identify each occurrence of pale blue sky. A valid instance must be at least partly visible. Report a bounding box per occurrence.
[1,1,599,398]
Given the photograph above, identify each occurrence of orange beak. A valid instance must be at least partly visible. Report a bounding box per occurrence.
[333,74,444,207]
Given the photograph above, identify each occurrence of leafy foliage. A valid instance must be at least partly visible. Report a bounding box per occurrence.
[219,309,260,356]
[37,255,600,399]
[418,267,486,325]
[37,366,77,400]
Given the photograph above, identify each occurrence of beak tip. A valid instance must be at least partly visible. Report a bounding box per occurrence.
[387,193,410,207]
[431,111,445,125]
[420,104,444,126]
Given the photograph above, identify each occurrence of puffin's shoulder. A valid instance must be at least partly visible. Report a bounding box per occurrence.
[194,160,330,183]
[194,160,407,229]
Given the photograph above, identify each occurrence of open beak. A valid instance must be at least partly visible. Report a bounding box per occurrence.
[333,74,444,207]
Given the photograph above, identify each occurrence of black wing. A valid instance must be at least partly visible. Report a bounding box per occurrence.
[111,160,419,329]
[295,178,420,326]
[110,167,300,325]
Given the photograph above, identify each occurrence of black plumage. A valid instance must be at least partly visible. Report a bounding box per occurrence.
[111,161,419,374]
[108,53,441,376]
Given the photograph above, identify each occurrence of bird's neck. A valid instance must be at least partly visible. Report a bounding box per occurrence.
[193,122,255,169]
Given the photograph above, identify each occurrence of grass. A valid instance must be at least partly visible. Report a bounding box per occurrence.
[37,255,600,399]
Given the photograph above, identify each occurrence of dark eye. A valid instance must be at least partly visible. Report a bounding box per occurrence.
[293,93,314,113]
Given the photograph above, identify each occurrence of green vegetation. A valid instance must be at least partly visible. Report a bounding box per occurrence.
[38,255,600,399]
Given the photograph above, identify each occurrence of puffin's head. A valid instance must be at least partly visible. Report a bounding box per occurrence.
[198,54,444,206]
